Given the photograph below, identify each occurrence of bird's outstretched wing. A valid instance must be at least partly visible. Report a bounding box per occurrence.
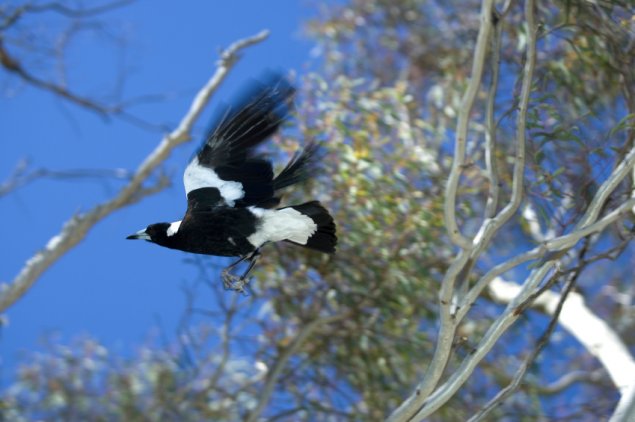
[183,72,295,211]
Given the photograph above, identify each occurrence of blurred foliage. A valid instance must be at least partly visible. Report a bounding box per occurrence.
[3,0,635,420]
[1,333,266,421]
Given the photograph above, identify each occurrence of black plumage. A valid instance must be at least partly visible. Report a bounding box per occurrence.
[127,73,337,290]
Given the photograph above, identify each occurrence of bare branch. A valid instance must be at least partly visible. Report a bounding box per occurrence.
[544,199,635,251]
[0,36,117,115]
[0,30,270,313]
[0,162,134,197]
[538,370,604,395]
[484,14,503,219]
[21,0,135,18]
[443,0,496,250]
[489,276,635,422]
[470,0,536,252]
[1,1,192,127]
[405,0,500,411]
[459,196,635,323]
[470,271,577,422]
[577,138,635,229]
[613,384,635,422]
[244,313,346,422]
[491,5,532,225]
[0,0,133,31]
[489,276,635,392]
[415,262,554,419]
[207,293,239,390]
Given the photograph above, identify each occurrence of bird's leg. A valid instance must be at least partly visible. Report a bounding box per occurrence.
[221,249,261,292]
[223,254,249,273]
[240,249,261,279]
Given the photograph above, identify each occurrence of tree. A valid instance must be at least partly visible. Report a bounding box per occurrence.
[2,0,635,421]
[309,0,635,420]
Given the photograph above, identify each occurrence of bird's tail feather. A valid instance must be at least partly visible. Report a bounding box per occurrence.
[273,141,321,191]
[285,201,337,253]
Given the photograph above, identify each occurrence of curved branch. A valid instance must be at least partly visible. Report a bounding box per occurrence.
[0,30,270,313]
[443,0,496,250]
[484,17,503,219]
[539,370,604,395]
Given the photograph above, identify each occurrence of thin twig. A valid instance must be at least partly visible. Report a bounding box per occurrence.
[22,0,135,18]
[0,37,115,115]
[469,270,575,422]
[460,196,635,322]
[538,369,604,395]
[0,165,134,197]
[244,313,346,422]
[0,1,134,30]
[487,275,635,422]
[207,293,239,390]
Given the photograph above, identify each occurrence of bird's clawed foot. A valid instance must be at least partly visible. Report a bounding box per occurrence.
[221,269,251,293]
[221,249,261,293]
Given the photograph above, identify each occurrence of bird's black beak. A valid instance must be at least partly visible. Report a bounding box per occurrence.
[127,229,151,241]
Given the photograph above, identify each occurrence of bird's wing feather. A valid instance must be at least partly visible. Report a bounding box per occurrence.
[183,72,295,208]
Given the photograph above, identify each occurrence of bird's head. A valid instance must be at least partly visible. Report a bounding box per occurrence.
[127,221,180,246]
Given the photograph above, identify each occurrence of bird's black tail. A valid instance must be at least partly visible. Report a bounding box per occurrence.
[285,201,337,253]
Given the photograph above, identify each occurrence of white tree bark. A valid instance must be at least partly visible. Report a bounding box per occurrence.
[489,277,635,422]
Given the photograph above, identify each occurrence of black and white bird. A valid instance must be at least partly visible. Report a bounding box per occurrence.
[127,73,337,290]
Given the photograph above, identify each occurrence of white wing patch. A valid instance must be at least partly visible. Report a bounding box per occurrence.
[183,157,245,206]
[247,207,317,248]
[167,220,182,237]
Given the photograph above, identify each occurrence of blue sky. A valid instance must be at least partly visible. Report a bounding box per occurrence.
[1,0,329,380]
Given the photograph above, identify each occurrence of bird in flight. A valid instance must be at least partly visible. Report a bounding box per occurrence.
[127,73,337,291]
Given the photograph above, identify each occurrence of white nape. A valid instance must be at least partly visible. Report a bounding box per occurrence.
[167,220,182,237]
[183,157,244,206]
[247,207,317,248]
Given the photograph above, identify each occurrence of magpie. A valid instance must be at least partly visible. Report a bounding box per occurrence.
[127,73,337,291]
